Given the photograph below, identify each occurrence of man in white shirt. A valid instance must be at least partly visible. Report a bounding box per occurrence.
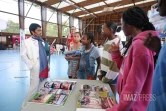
[20,23,54,110]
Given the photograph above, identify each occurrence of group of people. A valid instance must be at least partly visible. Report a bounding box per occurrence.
[53,42,67,54]
[20,0,165,110]
[65,26,100,80]
[64,3,166,111]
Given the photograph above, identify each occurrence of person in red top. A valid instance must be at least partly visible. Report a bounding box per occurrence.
[67,26,76,51]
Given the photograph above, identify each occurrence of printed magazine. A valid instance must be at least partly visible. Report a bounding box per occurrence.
[77,85,116,111]
[29,80,76,106]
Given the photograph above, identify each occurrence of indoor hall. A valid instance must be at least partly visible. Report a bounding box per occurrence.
[0,0,165,111]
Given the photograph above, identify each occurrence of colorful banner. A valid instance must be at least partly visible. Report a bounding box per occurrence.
[148,9,166,38]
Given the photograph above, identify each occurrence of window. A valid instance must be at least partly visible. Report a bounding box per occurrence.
[72,0,86,3]
[52,2,69,9]
[0,12,19,33]
[24,1,41,20]
[25,18,41,34]
[0,0,18,14]
[62,26,70,37]
[0,0,19,33]
[94,11,103,14]
[74,18,79,29]
[105,0,122,4]
[84,2,105,9]
[47,8,57,23]
[79,20,82,30]
[76,28,79,32]
[67,9,81,14]
[62,14,69,26]
[78,13,91,18]
[46,23,58,37]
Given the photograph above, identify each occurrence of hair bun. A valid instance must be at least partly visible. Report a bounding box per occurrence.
[142,22,155,31]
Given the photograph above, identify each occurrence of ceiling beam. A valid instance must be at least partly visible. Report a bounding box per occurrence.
[101,0,109,7]
[45,0,61,5]
[26,0,79,19]
[73,0,143,17]
[131,0,136,6]
[81,1,155,20]
[60,0,106,12]
[68,0,98,17]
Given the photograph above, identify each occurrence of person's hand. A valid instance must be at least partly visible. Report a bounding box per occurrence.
[65,56,72,61]
[50,46,55,55]
[73,76,77,79]
[50,39,56,55]
[143,33,161,54]
[97,75,103,80]
[87,75,96,80]
[73,71,77,79]
[110,39,120,52]
[51,39,56,45]
[92,75,97,80]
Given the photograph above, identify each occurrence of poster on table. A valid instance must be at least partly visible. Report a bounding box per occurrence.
[148,8,166,38]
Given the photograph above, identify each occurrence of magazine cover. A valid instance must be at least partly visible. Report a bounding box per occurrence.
[47,94,68,105]
[56,89,71,95]
[29,80,77,106]
[30,93,52,103]
[78,96,102,109]
[40,87,52,94]
[100,97,116,109]
[48,88,58,94]
[77,85,116,111]
[77,97,116,110]
[79,90,108,98]
[44,81,54,88]
[78,91,108,109]
[52,81,77,90]
[61,81,77,90]
[52,81,63,89]
[81,85,108,92]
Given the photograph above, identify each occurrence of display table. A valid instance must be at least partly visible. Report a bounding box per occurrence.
[23,79,113,111]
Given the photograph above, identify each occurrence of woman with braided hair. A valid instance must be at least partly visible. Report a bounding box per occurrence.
[107,7,159,111]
